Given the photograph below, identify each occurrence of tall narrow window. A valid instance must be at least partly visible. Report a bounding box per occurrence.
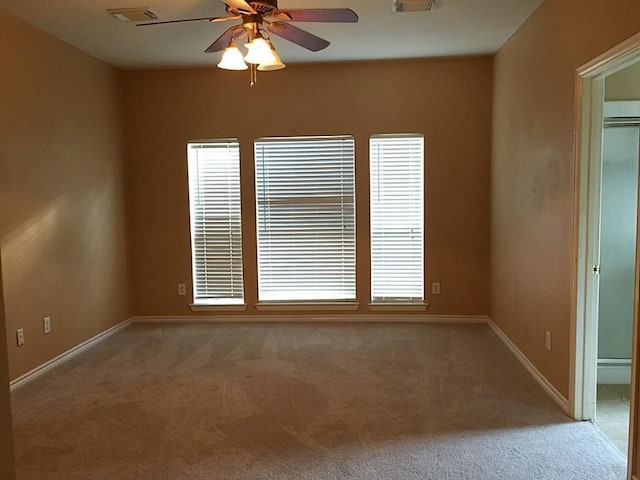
[255,136,356,302]
[187,140,244,304]
[370,134,424,302]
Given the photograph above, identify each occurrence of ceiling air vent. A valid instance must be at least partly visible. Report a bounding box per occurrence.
[393,0,442,12]
[107,7,158,23]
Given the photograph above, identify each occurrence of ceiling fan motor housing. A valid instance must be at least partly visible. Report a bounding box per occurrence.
[249,0,279,14]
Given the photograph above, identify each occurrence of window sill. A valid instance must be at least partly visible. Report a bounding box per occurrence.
[368,302,429,312]
[255,302,360,312]
[190,303,247,312]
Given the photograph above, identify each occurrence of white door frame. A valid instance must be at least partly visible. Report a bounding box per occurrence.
[572,32,640,476]
[573,72,604,422]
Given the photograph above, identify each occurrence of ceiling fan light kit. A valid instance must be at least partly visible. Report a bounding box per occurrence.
[217,39,248,70]
[244,35,276,65]
[257,40,286,71]
[134,0,358,86]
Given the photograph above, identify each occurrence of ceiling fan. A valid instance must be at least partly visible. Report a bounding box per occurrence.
[138,0,358,84]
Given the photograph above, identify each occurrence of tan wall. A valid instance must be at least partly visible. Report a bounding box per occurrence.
[0,255,15,480]
[606,62,640,100]
[491,0,640,400]
[0,11,130,380]
[124,57,492,317]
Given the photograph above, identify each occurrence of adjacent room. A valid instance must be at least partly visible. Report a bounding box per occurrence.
[594,63,640,454]
[2,0,640,478]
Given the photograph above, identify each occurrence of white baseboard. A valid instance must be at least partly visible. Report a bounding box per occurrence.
[6,314,486,390]
[8,313,570,422]
[131,314,490,324]
[487,318,570,415]
[9,318,132,391]
[597,358,632,384]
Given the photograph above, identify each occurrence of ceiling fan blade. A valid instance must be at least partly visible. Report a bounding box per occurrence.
[211,15,241,22]
[204,26,238,52]
[267,22,330,52]
[222,0,256,14]
[137,16,228,26]
[275,9,358,23]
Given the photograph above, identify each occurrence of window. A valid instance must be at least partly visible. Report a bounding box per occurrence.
[187,140,244,304]
[370,134,424,302]
[255,136,356,302]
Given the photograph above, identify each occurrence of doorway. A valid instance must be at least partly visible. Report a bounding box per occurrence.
[595,97,640,454]
[574,32,640,476]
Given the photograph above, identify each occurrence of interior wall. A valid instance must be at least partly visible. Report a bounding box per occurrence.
[0,254,15,480]
[123,57,493,317]
[0,10,130,380]
[598,123,638,360]
[491,0,640,400]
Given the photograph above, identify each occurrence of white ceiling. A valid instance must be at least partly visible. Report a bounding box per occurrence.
[0,0,542,69]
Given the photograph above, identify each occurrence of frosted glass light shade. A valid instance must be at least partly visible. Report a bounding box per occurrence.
[218,43,248,70]
[245,37,276,65]
[258,48,286,71]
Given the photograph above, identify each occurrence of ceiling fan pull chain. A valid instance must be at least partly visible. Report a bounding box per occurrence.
[250,64,258,87]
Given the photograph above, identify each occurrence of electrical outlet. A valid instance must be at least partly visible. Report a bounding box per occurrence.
[16,328,24,346]
[43,316,51,334]
[178,283,186,296]
[545,331,552,351]
[431,282,441,295]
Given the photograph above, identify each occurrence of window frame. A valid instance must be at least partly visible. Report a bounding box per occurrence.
[369,133,426,305]
[253,135,357,305]
[186,139,246,309]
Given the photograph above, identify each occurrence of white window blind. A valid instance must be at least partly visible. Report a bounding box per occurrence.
[255,136,356,302]
[187,140,244,304]
[370,134,424,302]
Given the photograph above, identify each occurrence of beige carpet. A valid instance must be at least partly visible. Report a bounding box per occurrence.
[11,322,625,479]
